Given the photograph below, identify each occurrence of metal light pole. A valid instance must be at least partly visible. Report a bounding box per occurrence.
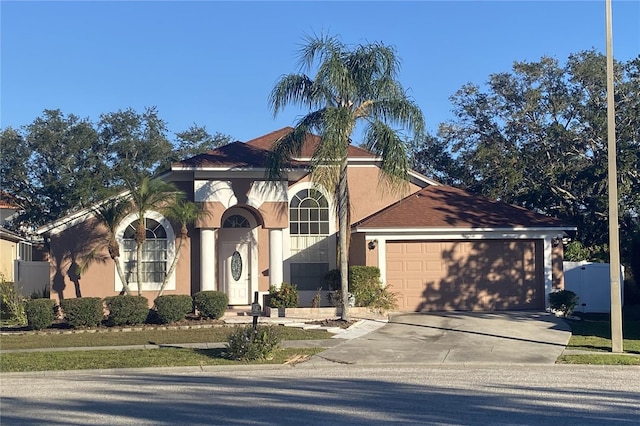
[605,0,623,353]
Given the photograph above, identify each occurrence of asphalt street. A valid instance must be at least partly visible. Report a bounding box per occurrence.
[1,364,638,425]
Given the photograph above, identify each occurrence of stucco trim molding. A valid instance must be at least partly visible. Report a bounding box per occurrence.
[194,180,237,207]
[247,181,288,209]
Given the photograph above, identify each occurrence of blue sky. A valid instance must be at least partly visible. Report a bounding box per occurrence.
[1,1,639,143]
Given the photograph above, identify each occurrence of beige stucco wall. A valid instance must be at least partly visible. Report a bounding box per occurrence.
[48,216,192,306]
[347,166,421,223]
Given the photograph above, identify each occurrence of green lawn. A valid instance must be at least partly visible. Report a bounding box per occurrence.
[559,305,640,365]
[0,325,332,351]
[0,347,323,372]
[0,324,332,372]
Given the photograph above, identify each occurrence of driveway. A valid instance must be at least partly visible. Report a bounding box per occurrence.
[312,311,571,365]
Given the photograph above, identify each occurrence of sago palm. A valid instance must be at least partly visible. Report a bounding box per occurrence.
[127,176,179,295]
[93,197,132,295]
[267,34,424,320]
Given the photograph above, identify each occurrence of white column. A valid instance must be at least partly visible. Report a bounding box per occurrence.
[543,236,553,310]
[269,228,284,287]
[201,228,216,291]
[377,238,387,286]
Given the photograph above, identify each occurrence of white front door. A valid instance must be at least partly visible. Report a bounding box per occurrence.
[220,240,250,305]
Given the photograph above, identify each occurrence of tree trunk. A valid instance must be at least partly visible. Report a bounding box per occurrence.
[155,235,185,299]
[114,255,132,296]
[135,216,145,296]
[109,238,132,296]
[338,158,351,321]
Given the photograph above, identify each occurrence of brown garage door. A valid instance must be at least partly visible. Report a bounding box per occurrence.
[386,240,544,311]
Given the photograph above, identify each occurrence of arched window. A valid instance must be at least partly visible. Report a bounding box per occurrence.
[223,214,250,228]
[289,188,329,235]
[289,188,331,290]
[122,218,168,284]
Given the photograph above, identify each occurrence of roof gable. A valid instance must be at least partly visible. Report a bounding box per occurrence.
[245,127,377,159]
[355,185,574,230]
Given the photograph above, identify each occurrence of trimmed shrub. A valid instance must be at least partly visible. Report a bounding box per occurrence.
[269,283,298,308]
[326,266,398,310]
[153,295,193,324]
[60,297,103,328]
[193,291,228,319]
[225,325,281,361]
[104,295,149,326]
[24,298,55,330]
[349,266,383,307]
[549,289,579,317]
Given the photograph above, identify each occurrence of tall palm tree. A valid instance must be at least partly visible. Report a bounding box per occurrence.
[127,177,180,296]
[93,197,132,295]
[267,34,425,320]
[155,199,208,298]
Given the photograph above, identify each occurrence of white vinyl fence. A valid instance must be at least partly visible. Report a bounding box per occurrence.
[563,261,624,313]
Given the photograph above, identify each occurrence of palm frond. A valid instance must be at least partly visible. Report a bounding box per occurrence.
[363,121,411,196]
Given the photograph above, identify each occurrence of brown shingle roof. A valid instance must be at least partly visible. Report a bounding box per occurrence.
[173,141,302,169]
[246,127,376,159]
[174,127,377,170]
[355,185,573,229]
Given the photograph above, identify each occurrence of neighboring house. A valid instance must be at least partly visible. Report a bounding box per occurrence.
[0,227,32,280]
[36,127,575,311]
[0,194,31,282]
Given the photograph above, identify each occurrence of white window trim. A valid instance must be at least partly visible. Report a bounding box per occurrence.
[115,210,176,292]
[284,182,337,284]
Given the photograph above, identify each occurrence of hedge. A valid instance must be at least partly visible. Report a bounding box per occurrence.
[60,297,103,328]
[193,291,228,319]
[104,295,149,326]
[153,295,193,324]
[24,298,55,330]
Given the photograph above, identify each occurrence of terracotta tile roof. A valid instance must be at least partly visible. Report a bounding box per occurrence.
[246,127,376,159]
[355,185,574,229]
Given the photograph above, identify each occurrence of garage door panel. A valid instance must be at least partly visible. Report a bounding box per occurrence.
[386,240,544,312]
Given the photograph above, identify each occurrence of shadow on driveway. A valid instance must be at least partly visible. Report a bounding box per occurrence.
[311,311,571,365]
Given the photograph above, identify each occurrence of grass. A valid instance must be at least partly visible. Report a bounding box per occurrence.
[0,347,324,373]
[0,325,333,351]
[559,305,640,365]
[0,324,331,372]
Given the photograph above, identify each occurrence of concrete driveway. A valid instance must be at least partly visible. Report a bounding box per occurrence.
[312,312,571,365]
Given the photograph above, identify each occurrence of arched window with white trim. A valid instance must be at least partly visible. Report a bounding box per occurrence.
[115,211,175,292]
[289,188,331,290]
[122,218,167,284]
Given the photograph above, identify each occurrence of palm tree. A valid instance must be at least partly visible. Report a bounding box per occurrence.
[127,177,180,296]
[155,199,208,298]
[93,197,133,295]
[267,34,424,320]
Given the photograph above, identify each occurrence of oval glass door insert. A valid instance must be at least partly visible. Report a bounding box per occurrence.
[231,251,243,281]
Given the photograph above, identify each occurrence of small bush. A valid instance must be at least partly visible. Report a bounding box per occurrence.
[549,289,579,317]
[0,276,26,324]
[269,283,298,308]
[193,291,228,319]
[153,295,193,324]
[104,295,149,326]
[24,298,55,330]
[60,297,104,328]
[324,269,341,291]
[225,325,281,361]
[30,285,51,300]
[326,267,398,310]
